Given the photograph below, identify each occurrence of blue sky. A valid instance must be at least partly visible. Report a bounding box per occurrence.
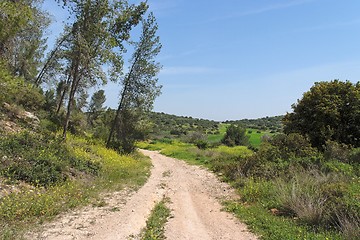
[43,0,360,121]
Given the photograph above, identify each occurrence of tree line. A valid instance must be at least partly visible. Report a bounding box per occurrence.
[0,0,162,153]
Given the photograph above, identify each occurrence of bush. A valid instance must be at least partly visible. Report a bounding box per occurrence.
[349,148,360,164]
[324,140,351,163]
[0,63,44,111]
[222,124,249,147]
[184,131,207,144]
[195,140,208,149]
[0,131,100,187]
[274,173,329,226]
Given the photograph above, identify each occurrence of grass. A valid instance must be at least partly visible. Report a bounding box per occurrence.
[224,202,342,240]
[137,140,253,166]
[207,124,275,148]
[142,197,171,240]
[246,128,274,147]
[0,133,151,239]
[207,124,228,143]
[137,139,357,240]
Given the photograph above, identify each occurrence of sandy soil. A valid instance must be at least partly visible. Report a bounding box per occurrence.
[28,150,257,240]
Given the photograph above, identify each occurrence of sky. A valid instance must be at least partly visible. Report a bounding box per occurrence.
[43,0,360,121]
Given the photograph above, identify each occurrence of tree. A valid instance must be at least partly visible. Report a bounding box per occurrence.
[87,89,106,126]
[222,124,249,147]
[0,0,50,82]
[283,80,360,149]
[52,0,147,140]
[107,12,162,152]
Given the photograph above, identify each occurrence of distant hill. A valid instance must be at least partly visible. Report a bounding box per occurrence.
[224,116,284,133]
[147,112,283,138]
[147,112,219,138]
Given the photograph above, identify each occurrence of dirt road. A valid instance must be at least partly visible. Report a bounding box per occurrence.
[29,150,257,240]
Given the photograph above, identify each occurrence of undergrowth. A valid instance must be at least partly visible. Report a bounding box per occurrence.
[138,137,360,240]
[0,132,151,239]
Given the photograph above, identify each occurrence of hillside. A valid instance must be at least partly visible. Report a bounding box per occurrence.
[147,112,220,137]
[147,112,283,137]
[224,115,284,133]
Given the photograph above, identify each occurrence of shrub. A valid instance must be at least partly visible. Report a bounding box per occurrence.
[349,148,360,164]
[0,64,44,111]
[195,140,208,149]
[0,131,100,187]
[324,140,351,163]
[184,131,207,144]
[222,124,249,147]
[275,173,329,226]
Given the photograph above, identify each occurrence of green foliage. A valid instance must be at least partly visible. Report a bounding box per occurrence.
[284,80,360,149]
[225,115,284,133]
[222,124,249,147]
[0,134,151,239]
[87,89,106,126]
[350,148,360,164]
[0,0,50,82]
[0,131,99,187]
[109,110,148,153]
[142,198,171,240]
[108,12,162,152]
[0,63,45,110]
[147,112,219,138]
[324,140,351,163]
[224,202,342,240]
[0,1,31,45]
[183,131,209,149]
[138,131,359,239]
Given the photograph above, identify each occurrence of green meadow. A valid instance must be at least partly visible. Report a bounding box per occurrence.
[207,124,274,148]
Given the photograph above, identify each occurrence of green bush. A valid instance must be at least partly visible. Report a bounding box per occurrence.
[0,63,44,111]
[0,131,100,187]
[195,139,208,149]
[222,124,249,146]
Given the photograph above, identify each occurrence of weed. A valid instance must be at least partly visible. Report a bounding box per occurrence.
[142,197,171,240]
[336,211,360,240]
[0,134,151,239]
[224,201,342,240]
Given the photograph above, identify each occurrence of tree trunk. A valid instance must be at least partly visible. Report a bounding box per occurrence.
[106,84,127,147]
[62,61,79,140]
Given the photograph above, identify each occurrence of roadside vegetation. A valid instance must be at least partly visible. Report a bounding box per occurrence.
[1,1,359,239]
[0,132,151,239]
[1,0,161,238]
[139,80,360,240]
[141,197,171,240]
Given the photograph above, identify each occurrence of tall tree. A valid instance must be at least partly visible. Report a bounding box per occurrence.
[50,0,147,140]
[283,80,360,149]
[59,0,109,139]
[107,12,162,152]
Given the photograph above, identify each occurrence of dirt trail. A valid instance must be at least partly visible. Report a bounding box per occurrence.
[28,150,257,240]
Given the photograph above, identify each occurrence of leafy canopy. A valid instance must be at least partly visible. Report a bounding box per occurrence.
[283,80,360,149]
